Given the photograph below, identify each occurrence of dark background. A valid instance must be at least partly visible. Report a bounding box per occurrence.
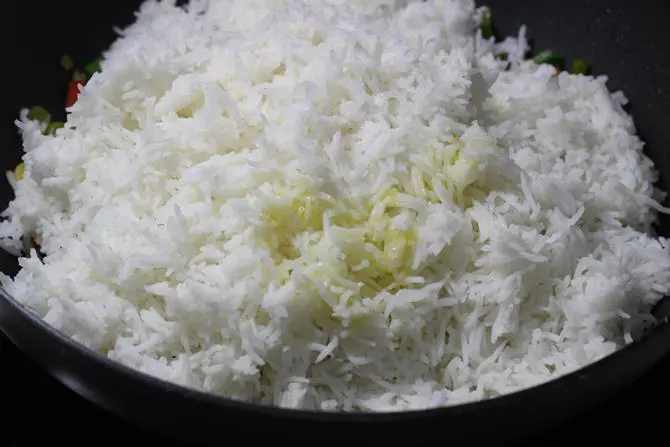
[2,0,668,445]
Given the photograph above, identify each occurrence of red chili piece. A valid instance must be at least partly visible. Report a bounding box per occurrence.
[65,79,85,108]
[66,75,87,108]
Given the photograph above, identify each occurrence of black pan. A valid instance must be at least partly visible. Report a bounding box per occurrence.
[2,0,669,445]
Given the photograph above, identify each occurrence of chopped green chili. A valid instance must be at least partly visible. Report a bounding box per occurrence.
[60,54,74,71]
[46,121,64,135]
[570,58,590,75]
[496,52,508,61]
[84,57,102,78]
[27,106,51,124]
[533,50,564,71]
[480,7,494,39]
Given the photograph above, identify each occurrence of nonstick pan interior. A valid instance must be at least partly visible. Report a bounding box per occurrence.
[1,0,669,445]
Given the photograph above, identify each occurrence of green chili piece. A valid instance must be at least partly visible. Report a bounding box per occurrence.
[533,50,564,70]
[27,106,51,124]
[46,121,64,135]
[480,7,494,39]
[84,57,103,78]
[571,58,590,75]
[14,163,25,181]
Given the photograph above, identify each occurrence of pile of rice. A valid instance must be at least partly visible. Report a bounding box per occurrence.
[1,0,669,411]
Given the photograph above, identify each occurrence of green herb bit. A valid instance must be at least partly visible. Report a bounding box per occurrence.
[84,56,103,78]
[46,121,64,135]
[496,52,509,61]
[27,106,51,124]
[570,58,590,75]
[480,7,494,39]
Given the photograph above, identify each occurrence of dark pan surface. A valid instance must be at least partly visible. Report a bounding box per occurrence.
[1,0,669,445]
[4,331,668,446]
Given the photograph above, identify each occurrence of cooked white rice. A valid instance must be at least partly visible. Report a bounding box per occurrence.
[1,0,669,411]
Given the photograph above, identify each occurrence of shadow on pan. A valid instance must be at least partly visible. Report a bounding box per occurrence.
[1,0,669,445]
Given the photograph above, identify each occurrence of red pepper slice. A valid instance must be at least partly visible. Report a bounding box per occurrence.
[65,79,86,108]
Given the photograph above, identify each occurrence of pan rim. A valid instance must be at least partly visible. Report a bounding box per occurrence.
[1,284,668,421]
